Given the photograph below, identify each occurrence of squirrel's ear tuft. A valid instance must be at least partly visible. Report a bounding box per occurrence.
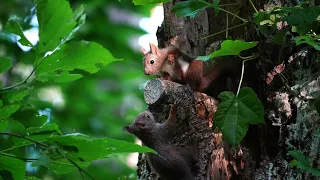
[141,48,148,55]
[149,43,158,55]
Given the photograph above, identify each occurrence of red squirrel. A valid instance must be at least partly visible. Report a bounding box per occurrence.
[123,103,196,180]
[141,44,242,97]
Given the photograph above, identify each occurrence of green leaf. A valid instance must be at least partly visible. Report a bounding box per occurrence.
[13,134,52,148]
[0,57,12,74]
[11,107,48,128]
[315,130,320,137]
[133,0,170,5]
[214,88,264,145]
[6,119,25,134]
[27,123,61,135]
[237,88,264,124]
[308,168,320,176]
[35,0,84,53]
[212,0,220,16]
[41,134,155,175]
[49,159,89,175]
[0,103,21,120]
[287,150,310,167]
[25,177,42,180]
[0,119,8,132]
[48,134,155,162]
[0,155,25,180]
[5,16,32,47]
[197,40,258,61]
[32,154,50,168]
[13,123,61,148]
[272,28,289,46]
[64,5,86,42]
[290,159,298,167]
[172,0,210,18]
[36,41,121,79]
[290,155,320,176]
[1,87,33,102]
[37,71,83,83]
[295,35,320,51]
[281,6,320,26]
[253,11,277,36]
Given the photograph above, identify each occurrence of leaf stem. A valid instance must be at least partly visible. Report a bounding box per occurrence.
[0,152,39,162]
[236,54,259,97]
[248,0,258,13]
[236,60,246,97]
[201,23,248,39]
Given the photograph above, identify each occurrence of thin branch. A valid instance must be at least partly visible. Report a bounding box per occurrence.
[56,149,97,180]
[201,23,248,39]
[219,8,248,23]
[0,152,39,162]
[199,0,247,22]
[226,13,229,39]
[231,9,241,23]
[248,0,259,13]
[0,132,50,148]
[219,3,240,7]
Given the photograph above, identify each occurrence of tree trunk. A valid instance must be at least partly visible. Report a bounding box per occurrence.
[137,0,320,179]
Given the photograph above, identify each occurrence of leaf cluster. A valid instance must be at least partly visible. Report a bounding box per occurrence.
[254,5,320,50]
[0,0,155,179]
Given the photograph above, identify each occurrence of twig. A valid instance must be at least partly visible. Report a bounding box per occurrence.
[199,0,247,22]
[0,132,50,148]
[1,52,46,91]
[231,10,241,23]
[248,0,258,13]
[219,3,240,7]
[226,13,229,39]
[219,8,248,22]
[201,23,248,39]
[0,152,39,162]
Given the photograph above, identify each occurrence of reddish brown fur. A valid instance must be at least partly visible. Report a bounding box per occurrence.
[142,44,241,97]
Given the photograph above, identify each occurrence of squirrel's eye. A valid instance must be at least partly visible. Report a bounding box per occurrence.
[150,60,154,64]
[147,115,150,118]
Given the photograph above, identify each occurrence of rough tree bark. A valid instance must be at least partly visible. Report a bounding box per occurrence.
[137,0,320,179]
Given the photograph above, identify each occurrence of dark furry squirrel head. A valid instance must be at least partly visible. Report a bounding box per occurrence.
[123,110,157,139]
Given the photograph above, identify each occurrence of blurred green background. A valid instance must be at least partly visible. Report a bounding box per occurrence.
[0,0,161,179]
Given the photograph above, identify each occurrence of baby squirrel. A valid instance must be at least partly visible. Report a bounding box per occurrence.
[124,103,196,180]
[141,44,241,97]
